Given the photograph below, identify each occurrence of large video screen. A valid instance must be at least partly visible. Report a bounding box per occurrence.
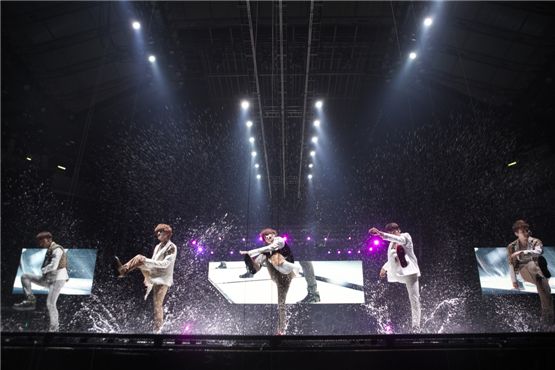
[474,246,555,295]
[12,248,97,295]
[208,261,364,304]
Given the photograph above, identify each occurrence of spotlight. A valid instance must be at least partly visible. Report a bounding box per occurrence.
[249,137,255,144]
[308,174,313,179]
[313,120,320,127]
[348,236,352,240]
[308,163,313,168]
[251,151,257,157]
[57,165,66,171]
[327,250,331,254]
[306,236,311,241]
[191,240,197,245]
[315,100,323,109]
[132,21,141,30]
[256,174,261,180]
[283,235,288,241]
[230,251,234,255]
[311,136,318,144]
[26,157,32,161]
[241,100,250,110]
[337,250,341,254]
[196,246,204,253]
[423,17,433,27]
[409,52,417,60]
[254,163,260,168]
[242,237,246,242]
[324,237,328,241]
[148,55,156,63]
[369,247,373,252]
[259,236,263,242]
[309,150,315,157]
[246,120,253,128]
[507,161,517,167]
[348,250,352,254]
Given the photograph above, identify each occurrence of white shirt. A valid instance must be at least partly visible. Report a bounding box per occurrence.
[381,232,421,283]
[247,236,285,257]
[41,244,69,281]
[142,240,177,287]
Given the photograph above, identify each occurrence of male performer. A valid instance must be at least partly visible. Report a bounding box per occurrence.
[239,228,298,334]
[370,223,421,331]
[13,231,69,332]
[507,219,553,328]
[239,233,320,303]
[115,223,177,333]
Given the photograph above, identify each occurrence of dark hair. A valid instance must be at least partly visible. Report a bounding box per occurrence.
[259,228,278,237]
[512,220,530,233]
[36,231,53,240]
[384,223,400,232]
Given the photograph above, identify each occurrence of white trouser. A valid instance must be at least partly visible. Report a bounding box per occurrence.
[253,255,298,275]
[21,273,66,331]
[400,273,421,329]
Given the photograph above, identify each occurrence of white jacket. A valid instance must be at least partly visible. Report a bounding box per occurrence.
[247,236,286,257]
[142,240,177,287]
[381,232,421,283]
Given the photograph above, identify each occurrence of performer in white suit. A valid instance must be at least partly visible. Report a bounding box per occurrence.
[115,224,177,333]
[370,222,421,331]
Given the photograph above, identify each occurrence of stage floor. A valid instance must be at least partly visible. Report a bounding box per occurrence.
[2,331,554,370]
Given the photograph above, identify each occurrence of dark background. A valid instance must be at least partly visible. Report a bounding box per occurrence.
[2,1,554,334]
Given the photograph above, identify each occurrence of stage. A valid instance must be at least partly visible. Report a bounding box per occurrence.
[2,331,554,370]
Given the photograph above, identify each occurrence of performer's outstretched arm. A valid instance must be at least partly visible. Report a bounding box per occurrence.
[245,236,285,257]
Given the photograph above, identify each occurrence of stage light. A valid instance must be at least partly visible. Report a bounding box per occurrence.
[241,100,250,110]
[327,250,331,254]
[210,251,214,255]
[132,21,141,30]
[283,235,288,241]
[311,136,318,144]
[246,120,253,128]
[259,236,263,241]
[507,161,517,167]
[57,165,66,171]
[348,236,352,240]
[423,17,433,27]
[306,236,311,241]
[315,100,323,109]
[324,237,328,241]
[148,55,156,63]
[251,151,257,157]
[308,163,313,168]
[26,157,32,161]
[409,52,417,60]
[308,174,313,179]
[191,240,197,245]
[373,239,380,246]
[249,137,255,144]
[230,251,234,255]
[242,237,246,242]
[337,250,341,254]
[255,163,260,168]
[348,250,352,254]
[310,150,315,157]
[256,174,261,180]
[196,246,204,253]
[313,119,320,127]
[357,250,361,254]
[369,247,373,252]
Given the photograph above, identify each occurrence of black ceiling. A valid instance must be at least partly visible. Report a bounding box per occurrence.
[2,1,555,204]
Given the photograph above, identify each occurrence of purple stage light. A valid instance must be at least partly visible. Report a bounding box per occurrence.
[369,247,373,252]
[327,251,331,254]
[347,250,352,254]
[191,240,197,245]
[242,237,246,242]
[373,239,380,246]
[283,235,288,241]
[210,251,214,255]
[230,251,234,255]
[348,236,352,240]
[196,246,204,253]
[337,250,341,254]
[258,236,263,242]
[357,250,361,254]
[324,237,328,241]
[306,236,311,241]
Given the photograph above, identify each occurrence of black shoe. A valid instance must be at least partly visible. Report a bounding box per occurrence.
[13,299,36,311]
[396,245,409,268]
[239,271,254,278]
[538,256,551,279]
[114,256,126,278]
[300,292,321,303]
[216,262,227,269]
